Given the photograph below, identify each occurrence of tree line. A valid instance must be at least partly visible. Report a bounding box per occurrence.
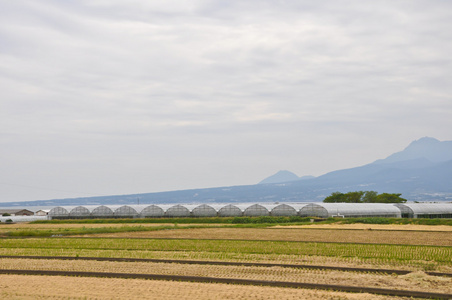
[323,191,407,203]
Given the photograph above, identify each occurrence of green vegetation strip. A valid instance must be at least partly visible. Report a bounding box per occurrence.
[1,238,451,263]
[0,269,450,299]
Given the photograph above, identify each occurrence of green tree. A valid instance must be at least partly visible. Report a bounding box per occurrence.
[345,191,365,203]
[323,191,407,203]
[362,191,378,203]
[376,193,407,203]
[323,192,346,203]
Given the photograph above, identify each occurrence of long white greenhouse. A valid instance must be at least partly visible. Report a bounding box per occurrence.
[47,202,452,219]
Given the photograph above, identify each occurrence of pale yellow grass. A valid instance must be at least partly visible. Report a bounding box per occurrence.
[1,258,450,294]
[276,223,452,231]
[84,227,452,246]
[0,274,405,300]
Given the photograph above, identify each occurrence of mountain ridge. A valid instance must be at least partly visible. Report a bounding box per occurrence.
[2,136,451,207]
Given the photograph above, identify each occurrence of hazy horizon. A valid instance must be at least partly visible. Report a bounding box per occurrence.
[1,1,452,202]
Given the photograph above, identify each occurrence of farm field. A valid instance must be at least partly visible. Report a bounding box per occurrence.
[276,223,452,231]
[0,274,405,300]
[0,219,452,299]
[80,226,452,246]
[0,258,451,294]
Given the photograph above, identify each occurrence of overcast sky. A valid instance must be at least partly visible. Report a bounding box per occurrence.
[1,1,452,203]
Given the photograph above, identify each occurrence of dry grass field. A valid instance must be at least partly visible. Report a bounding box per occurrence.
[0,274,407,300]
[1,220,451,299]
[277,223,452,231]
[0,258,451,294]
[83,227,452,246]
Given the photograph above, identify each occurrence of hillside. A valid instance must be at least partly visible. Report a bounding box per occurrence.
[2,137,451,207]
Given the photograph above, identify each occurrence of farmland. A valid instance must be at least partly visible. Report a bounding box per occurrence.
[1,218,452,299]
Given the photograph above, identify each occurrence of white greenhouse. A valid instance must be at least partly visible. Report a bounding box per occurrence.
[46,202,452,219]
[394,203,452,218]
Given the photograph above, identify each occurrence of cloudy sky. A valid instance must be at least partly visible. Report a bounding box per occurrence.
[1,1,451,202]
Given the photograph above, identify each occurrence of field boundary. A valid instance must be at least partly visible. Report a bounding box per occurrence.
[0,269,451,299]
[2,255,452,277]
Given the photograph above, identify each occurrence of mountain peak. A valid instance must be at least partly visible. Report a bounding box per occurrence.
[259,170,300,184]
[376,137,452,164]
[406,137,440,149]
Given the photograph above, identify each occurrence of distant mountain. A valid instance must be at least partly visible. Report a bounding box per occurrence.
[2,137,451,207]
[374,137,452,164]
[259,170,315,184]
[259,170,304,184]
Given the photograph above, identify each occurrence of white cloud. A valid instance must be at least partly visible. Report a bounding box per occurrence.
[1,0,452,201]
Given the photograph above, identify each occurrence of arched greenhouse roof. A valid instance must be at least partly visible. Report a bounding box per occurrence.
[48,206,71,216]
[299,203,328,218]
[140,205,165,217]
[218,204,243,217]
[191,204,217,217]
[69,206,92,217]
[395,203,452,217]
[165,204,191,217]
[91,205,115,216]
[243,204,270,216]
[317,203,402,218]
[271,204,298,216]
[114,205,139,216]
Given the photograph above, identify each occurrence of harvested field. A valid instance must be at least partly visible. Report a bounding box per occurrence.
[1,222,451,299]
[0,223,180,229]
[3,238,451,263]
[81,227,452,246]
[0,274,406,300]
[0,247,449,272]
[0,258,451,294]
[2,238,451,268]
[277,224,452,231]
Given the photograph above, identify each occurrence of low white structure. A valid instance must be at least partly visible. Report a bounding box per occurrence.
[35,210,49,216]
[394,203,452,218]
[46,202,452,219]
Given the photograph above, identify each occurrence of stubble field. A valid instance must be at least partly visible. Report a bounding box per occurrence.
[0,219,451,299]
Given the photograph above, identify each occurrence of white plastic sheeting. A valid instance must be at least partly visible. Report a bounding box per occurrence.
[300,203,402,218]
[0,216,48,222]
[218,204,242,217]
[394,203,452,218]
[47,202,452,219]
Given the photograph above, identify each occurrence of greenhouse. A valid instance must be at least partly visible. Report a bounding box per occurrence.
[299,203,402,218]
[91,205,115,217]
[271,203,309,216]
[243,204,270,216]
[217,204,242,217]
[165,205,190,217]
[69,206,92,218]
[48,206,72,218]
[46,202,452,219]
[191,204,218,217]
[394,203,452,218]
[113,205,140,217]
[140,205,165,217]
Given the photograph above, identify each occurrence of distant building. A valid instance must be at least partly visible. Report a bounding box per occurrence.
[0,209,34,216]
[35,210,49,216]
